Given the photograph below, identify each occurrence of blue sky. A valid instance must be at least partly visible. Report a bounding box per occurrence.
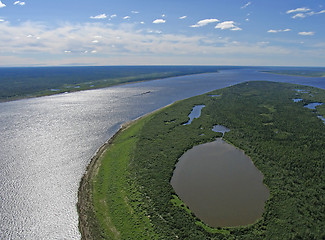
[0,0,324,67]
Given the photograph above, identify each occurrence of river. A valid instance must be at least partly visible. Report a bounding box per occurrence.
[0,68,324,239]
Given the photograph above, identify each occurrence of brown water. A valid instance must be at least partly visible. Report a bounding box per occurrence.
[170,138,269,227]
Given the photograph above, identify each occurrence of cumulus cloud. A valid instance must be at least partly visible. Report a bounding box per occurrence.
[241,2,251,9]
[215,21,242,31]
[1,20,323,67]
[153,19,166,24]
[0,0,6,8]
[298,31,315,36]
[123,16,131,19]
[179,16,187,19]
[14,1,25,5]
[267,29,291,33]
[90,14,107,19]
[190,19,219,28]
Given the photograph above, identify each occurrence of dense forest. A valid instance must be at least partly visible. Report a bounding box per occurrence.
[79,81,325,239]
[0,65,224,101]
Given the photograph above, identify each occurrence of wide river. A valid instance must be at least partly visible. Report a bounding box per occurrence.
[0,68,324,239]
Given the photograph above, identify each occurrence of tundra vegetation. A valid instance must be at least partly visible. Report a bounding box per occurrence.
[78,81,325,239]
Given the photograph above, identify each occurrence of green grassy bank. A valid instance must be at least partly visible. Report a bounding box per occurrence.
[78,81,325,239]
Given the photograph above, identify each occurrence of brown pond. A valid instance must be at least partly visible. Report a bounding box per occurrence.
[170,138,269,227]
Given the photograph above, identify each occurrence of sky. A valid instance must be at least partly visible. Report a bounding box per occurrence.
[0,0,324,67]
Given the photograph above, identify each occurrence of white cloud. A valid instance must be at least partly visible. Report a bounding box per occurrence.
[179,16,187,20]
[287,7,325,19]
[292,13,306,19]
[298,31,315,36]
[268,29,291,33]
[190,19,219,28]
[110,14,117,19]
[0,0,6,8]
[14,1,25,5]
[90,14,107,19]
[0,19,5,22]
[131,11,139,14]
[123,16,131,19]
[286,7,311,14]
[241,2,251,9]
[215,21,242,31]
[307,10,325,16]
[0,20,323,67]
[153,19,166,24]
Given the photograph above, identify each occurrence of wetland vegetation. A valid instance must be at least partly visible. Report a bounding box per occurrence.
[78,81,325,239]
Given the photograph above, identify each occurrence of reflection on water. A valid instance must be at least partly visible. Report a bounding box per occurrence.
[171,139,269,227]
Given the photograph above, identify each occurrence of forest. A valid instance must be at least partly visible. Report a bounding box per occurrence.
[0,65,224,101]
[78,81,325,239]
[262,69,325,78]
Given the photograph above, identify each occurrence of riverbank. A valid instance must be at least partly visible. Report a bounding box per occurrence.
[77,122,134,239]
[77,106,172,239]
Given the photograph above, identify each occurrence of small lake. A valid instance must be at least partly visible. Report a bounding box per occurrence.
[183,105,205,125]
[212,125,230,137]
[171,138,269,227]
[304,102,323,109]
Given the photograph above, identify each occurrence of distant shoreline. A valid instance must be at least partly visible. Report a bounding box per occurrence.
[261,70,325,78]
[0,66,222,103]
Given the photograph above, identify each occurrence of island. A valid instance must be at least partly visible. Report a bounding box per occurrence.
[78,81,325,239]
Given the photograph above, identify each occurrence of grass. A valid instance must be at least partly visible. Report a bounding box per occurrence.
[91,116,159,239]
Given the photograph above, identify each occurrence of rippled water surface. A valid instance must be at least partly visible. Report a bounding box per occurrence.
[0,69,324,239]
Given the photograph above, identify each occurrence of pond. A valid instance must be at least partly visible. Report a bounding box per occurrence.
[171,138,269,227]
[212,125,230,137]
[304,102,323,109]
[183,105,205,125]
